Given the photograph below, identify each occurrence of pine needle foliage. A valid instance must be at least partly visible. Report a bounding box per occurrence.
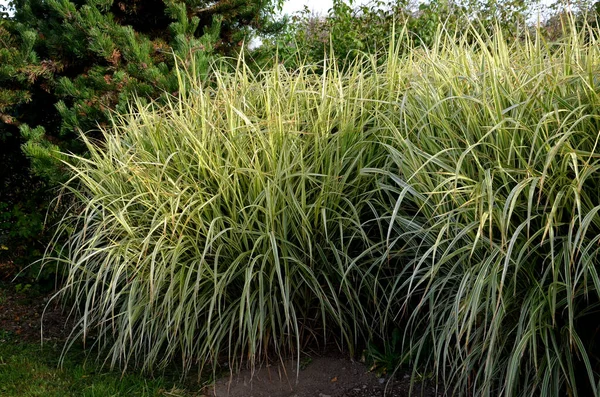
[46,21,600,396]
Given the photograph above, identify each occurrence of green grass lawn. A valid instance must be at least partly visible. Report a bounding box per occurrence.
[0,282,206,397]
[0,336,206,396]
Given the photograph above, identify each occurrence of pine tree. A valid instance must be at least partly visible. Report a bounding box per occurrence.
[2,0,281,180]
[0,13,55,276]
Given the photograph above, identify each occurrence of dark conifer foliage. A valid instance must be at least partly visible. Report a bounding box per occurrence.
[1,0,280,180]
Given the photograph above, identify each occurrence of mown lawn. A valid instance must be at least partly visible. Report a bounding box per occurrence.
[0,283,205,397]
[0,337,206,396]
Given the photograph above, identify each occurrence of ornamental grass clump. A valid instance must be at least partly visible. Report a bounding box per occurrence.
[49,56,388,375]
[46,21,600,397]
[370,27,600,396]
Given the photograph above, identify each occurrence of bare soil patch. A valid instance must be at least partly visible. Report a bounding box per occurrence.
[0,281,70,342]
[210,355,441,397]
